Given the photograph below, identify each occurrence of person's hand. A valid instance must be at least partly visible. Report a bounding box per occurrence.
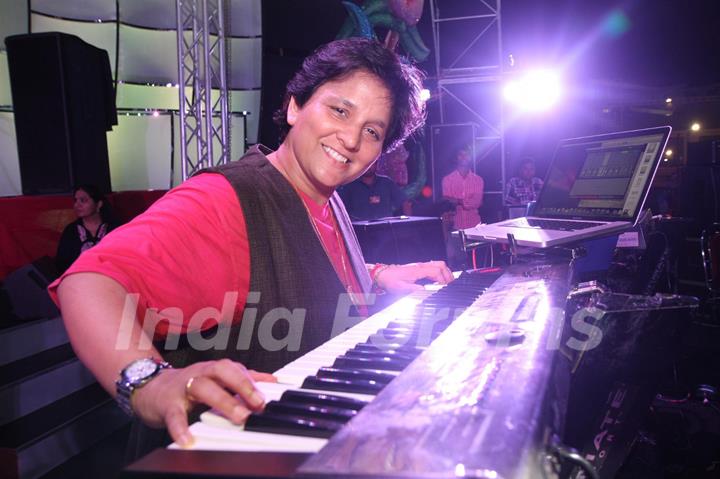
[131,359,277,447]
[375,261,454,294]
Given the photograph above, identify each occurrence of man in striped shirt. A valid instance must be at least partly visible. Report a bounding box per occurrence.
[441,147,484,269]
[441,147,484,230]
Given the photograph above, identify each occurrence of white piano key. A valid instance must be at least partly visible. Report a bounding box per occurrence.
[171,289,432,452]
[168,422,328,453]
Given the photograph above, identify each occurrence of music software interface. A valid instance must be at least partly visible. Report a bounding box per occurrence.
[535,134,664,220]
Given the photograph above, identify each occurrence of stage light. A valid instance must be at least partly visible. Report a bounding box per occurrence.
[152,111,160,117]
[665,97,672,103]
[419,88,431,102]
[665,149,673,156]
[165,82,173,87]
[691,122,701,132]
[503,69,561,112]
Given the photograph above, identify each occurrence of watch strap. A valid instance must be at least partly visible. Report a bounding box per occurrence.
[115,358,171,417]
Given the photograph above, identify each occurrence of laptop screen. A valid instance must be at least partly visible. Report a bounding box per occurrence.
[533,127,670,222]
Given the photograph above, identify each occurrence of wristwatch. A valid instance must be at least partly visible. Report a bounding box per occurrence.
[115,357,172,416]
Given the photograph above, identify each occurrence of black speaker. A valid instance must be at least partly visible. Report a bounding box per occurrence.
[5,32,116,195]
[2,256,60,321]
[259,0,347,149]
[352,216,447,265]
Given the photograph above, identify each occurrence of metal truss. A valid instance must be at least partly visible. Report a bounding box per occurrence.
[176,0,230,180]
[429,0,506,197]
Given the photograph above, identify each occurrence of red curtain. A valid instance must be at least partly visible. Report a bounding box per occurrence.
[0,190,166,279]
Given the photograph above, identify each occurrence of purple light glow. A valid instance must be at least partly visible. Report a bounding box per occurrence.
[503,69,562,112]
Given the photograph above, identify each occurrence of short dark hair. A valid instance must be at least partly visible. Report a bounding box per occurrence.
[456,146,471,157]
[272,38,426,153]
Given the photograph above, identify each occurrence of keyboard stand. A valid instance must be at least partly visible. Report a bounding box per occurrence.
[567,234,620,283]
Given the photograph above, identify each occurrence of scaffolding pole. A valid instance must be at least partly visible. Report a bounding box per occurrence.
[176,0,230,180]
[429,0,506,199]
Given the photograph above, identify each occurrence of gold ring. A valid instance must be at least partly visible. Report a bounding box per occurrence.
[185,376,198,402]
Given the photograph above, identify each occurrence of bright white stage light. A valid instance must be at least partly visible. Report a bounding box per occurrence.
[691,122,701,132]
[419,88,431,102]
[503,69,562,112]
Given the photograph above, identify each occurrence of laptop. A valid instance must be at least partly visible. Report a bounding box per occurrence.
[464,126,671,248]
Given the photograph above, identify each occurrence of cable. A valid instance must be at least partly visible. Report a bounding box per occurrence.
[643,230,671,295]
[711,164,719,223]
[655,393,690,404]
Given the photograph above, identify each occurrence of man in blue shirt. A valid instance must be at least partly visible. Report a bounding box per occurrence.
[339,162,407,220]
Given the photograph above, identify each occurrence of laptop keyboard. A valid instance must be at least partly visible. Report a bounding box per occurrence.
[524,219,605,231]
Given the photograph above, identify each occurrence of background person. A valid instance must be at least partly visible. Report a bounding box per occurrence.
[338,162,407,220]
[441,147,484,269]
[505,157,544,207]
[55,185,116,274]
[49,38,452,455]
[441,147,484,230]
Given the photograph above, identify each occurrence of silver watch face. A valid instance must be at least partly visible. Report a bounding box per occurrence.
[124,359,159,382]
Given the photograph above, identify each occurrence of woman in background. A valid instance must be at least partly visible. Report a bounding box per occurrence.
[55,185,115,273]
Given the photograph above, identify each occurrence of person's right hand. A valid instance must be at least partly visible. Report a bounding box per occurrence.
[130,359,276,447]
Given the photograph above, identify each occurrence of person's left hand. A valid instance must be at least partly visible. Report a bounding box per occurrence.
[375,261,454,294]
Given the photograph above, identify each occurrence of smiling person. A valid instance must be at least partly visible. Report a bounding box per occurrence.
[49,38,453,457]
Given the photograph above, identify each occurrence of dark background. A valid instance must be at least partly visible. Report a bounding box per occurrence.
[260,0,720,226]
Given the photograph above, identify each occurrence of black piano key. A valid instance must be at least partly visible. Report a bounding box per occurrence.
[264,400,357,423]
[421,299,477,308]
[375,327,442,337]
[280,389,368,411]
[333,355,409,371]
[366,330,441,348]
[384,319,417,328]
[366,330,417,341]
[301,376,385,395]
[365,333,427,348]
[354,342,427,357]
[349,345,422,359]
[377,326,416,334]
[316,366,397,384]
[386,319,452,329]
[385,320,452,334]
[344,348,417,363]
[245,412,342,439]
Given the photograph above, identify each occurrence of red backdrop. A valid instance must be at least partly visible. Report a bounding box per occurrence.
[0,190,167,279]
